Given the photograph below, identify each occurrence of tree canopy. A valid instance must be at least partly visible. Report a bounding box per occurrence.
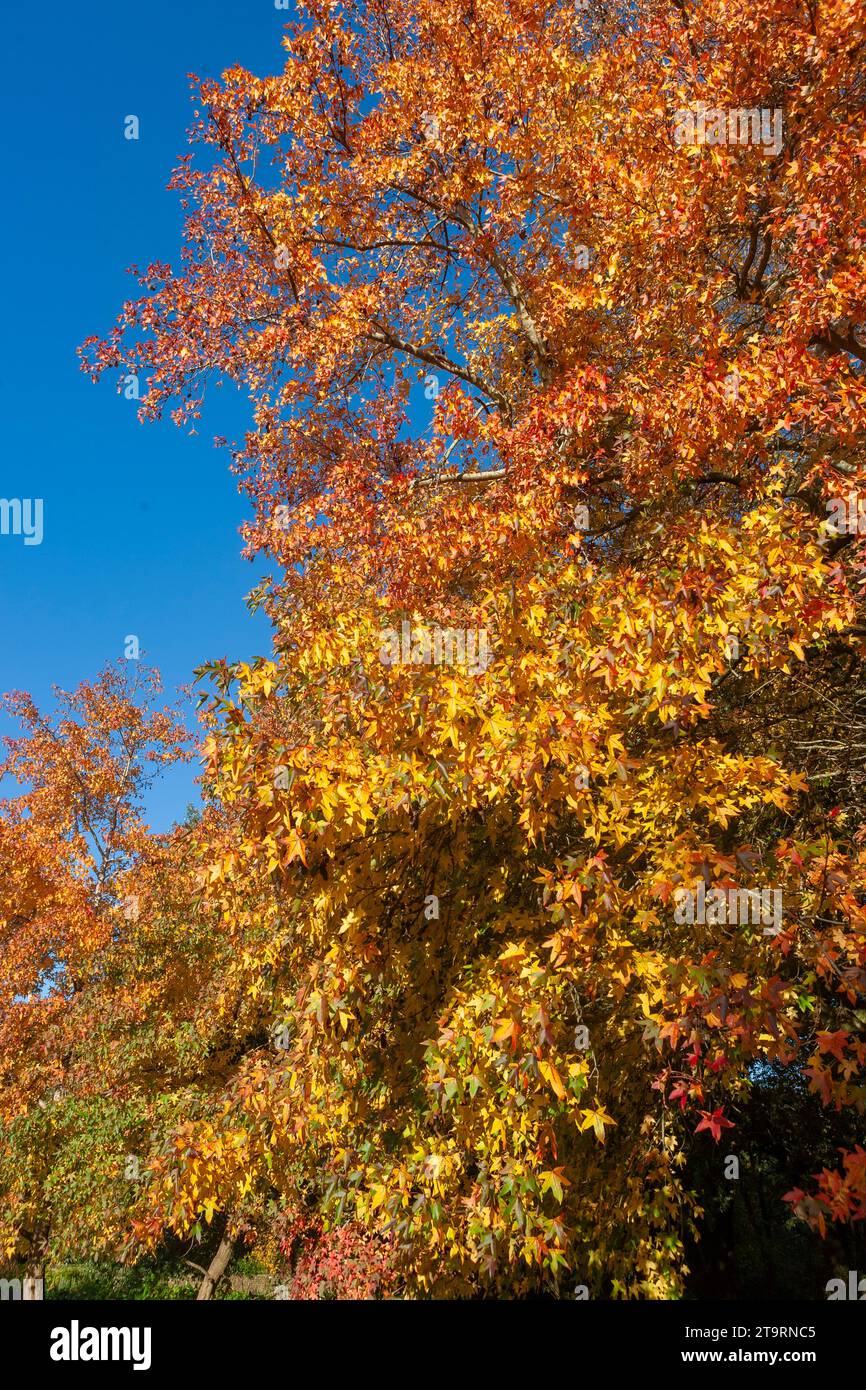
[3,0,865,1299]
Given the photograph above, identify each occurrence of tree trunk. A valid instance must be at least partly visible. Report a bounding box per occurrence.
[196,1234,234,1301]
[23,1260,44,1300]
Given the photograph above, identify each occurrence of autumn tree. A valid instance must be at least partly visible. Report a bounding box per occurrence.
[78,0,866,1295]
[0,665,189,1292]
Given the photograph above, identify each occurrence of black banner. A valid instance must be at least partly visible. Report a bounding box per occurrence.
[5,1298,859,1378]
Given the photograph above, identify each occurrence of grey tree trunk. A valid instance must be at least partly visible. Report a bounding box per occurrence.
[196,1235,234,1301]
[23,1261,44,1300]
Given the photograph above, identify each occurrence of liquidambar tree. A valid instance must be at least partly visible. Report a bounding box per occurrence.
[0,666,190,1288]
[79,0,866,1295]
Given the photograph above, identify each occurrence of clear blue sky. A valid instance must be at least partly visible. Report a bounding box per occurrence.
[0,1,298,829]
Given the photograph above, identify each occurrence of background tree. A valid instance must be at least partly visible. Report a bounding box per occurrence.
[0,665,189,1293]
